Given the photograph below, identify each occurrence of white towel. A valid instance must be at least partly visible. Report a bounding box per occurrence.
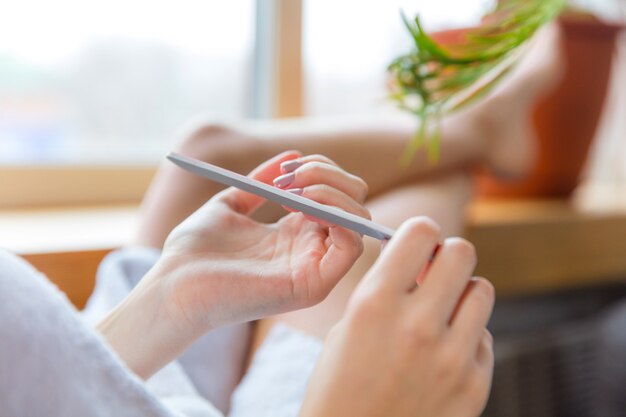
[0,248,221,417]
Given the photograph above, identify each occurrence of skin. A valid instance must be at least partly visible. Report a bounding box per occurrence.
[97,151,368,379]
[136,25,563,251]
[98,153,495,416]
[300,218,495,417]
[87,21,562,416]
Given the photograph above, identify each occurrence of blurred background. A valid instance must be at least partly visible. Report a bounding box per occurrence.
[0,0,493,165]
[5,0,622,165]
[1,1,625,416]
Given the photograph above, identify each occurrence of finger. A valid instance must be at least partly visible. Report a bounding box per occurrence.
[300,184,371,220]
[281,184,370,226]
[476,329,494,370]
[450,278,495,349]
[319,226,364,291]
[217,150,301,215]
[414,237,477,325]
[276,161,368,203]
[361,217,441,296]
[280,154,339,174]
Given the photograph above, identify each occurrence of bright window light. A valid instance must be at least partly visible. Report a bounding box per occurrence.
[303,0,495,117]
[0,1,255,164]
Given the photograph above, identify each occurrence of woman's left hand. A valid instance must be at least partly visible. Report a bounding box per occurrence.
[158,150,369,331]
[98,151,369,378]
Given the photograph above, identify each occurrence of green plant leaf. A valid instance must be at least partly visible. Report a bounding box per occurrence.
[388,0,566,163]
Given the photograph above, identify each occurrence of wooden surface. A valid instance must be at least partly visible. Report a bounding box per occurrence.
[0,166,154,209]
[2,199,626,307]
[468,199,626,298]
[21,250,110,310]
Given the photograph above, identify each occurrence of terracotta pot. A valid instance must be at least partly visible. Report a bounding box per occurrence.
[478,17,623,197]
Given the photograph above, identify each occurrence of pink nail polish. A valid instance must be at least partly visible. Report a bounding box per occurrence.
[287,188,303,195]
[274,172,295,188]
[281,159,303,173]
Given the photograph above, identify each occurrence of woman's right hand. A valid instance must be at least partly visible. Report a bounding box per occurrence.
[300,217,495,417]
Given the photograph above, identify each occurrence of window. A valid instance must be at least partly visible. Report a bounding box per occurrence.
[0,0,255,165]
[302,0,626,117]
[303,0,496,117]
[1,0,624,208]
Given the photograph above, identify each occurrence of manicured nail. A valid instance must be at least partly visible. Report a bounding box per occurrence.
[287,188,303,195]
[281,159,303,173]
[274,172,295,188]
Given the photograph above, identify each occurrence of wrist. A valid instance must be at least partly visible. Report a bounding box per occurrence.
[96,261,198,379]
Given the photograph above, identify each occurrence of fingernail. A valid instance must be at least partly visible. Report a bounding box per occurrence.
[274,172,295,188]
[287,188,303,195]
[281,159,303,173]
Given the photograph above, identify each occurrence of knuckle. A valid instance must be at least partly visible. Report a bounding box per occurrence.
[446,237,477,265]
[348,291,384,322]
[439,346,471,382]
[355,177,369,201]
[404,216,442,241]
[299,161,326,178]
[304,184,331,198]
[307,154,336,166]
[411,315,443,345]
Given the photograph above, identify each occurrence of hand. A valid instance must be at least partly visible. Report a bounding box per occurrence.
[158,151,369,329]
[98,151,369,378]
[300,218,495,417]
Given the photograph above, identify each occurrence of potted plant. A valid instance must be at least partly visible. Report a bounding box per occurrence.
[480,5,625,197]
[389,0,625,197]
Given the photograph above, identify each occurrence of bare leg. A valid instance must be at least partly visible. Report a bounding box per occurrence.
[244,22,566,354]
[136,24,562,249]
[249,172,473,353]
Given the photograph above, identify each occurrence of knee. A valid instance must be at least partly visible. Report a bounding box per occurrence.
[175,121,233,158]
[175,120,273,170]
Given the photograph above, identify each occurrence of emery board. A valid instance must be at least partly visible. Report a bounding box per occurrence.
[167,153,395,241]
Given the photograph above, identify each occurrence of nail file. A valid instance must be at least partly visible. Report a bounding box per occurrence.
[167,153,395,241]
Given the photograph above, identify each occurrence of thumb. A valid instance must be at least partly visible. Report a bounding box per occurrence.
[217,150,302,215]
